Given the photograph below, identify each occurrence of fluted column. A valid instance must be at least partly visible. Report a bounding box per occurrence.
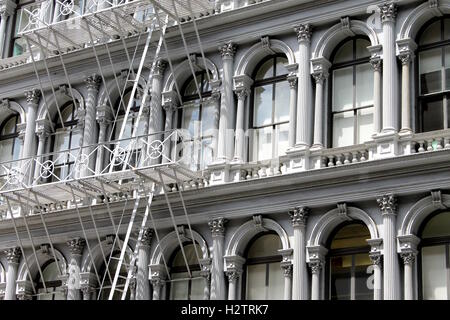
[4,247,21,300]
[380,3,398,133]
[23,89,41,159]
[309,261,323,300]
[208,217,227,300]
[312,72,327,148]
[401,252,416,300]
[369,252,383,300]
[226,271,240,300]
[0,1,15,58]
[370,58,382,135]
[66,238,85,300]
[136,228,152,300]
[217,42,237,161]
[289,207,309,300]
[399,52,412,133]
[287,74,298,148]
[82,75,101,176]
[293,24,312,148]
[162,102,177,163]
[233,88,249,162]
[377,194,399,299]
[200,263,211,300]
[95,119,108,174]
[34,121,51,183]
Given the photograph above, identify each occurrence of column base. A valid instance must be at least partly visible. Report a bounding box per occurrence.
[286,146,310,173]
[372,131,400,159]
[206,162,230,185]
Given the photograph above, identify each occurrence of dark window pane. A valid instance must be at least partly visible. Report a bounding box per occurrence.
[354,254,372,300]
[255,59,274,80]
[333,39,353,63]
[330,256,351,300]
[422,100,444,132]
[355,39,371,59]
[419,20,441,45]
[421,71,443,94]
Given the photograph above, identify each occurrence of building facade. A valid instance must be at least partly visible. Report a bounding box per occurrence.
[0,0,448,300]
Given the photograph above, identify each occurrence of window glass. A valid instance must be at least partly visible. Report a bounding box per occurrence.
[254,85,273,126]
[0,139,14,163]
[357,107,374,144]
[354,253,372,300]
[330,255,352,300]
[190,276,205,300]
[422,245,448,300]
[254,127,272,161]
[355,39,371,59]
[184,75,202,96]
[246,264,266,299]
[275,57,289,76]
[172,244,201,267]
[247,234,281,258]
[333,111,354,147]
[422,211,450,239]
[37,261,65,300]
[170,272,189,300]
[445,19,450,40]
[422,99,444,132]
[330,224,370,249]
[267,262,284,300]
[255,59,274,80]
[419,21,441,45]
[274,81,290,123]
[333,40,353,63]
[275,123,289,156]
[200,101,216,136]
[333,67,353,112]
[2,117,16,135]
[445,46,450,90]
[419,49,443,94]
[355,63,374,108]
[182,106,200,138]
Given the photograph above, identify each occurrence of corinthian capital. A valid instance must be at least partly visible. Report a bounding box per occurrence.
[400,252,416,265]
[308,261,323,274]
[5,247,21,264]
[377,194,397,216]
[294,24,312,43]
[153,60,167,78]
[235,87,249,101]
[289,206,309,227]
[139,228,153,246]
[24,89,41,105]
[85,74,102,91]
[379,2,397,23]
[218,42,237,59]
[67,237,86,255]
[208,217,227,237]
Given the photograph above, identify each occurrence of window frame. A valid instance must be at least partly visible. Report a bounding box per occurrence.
[0,114,20,161]
[415,16,450,133]
[325,221,372,300]
[9,0,40,58]
[177,70,214,171]
[166,241,203,301]
[249,54,289,161]
[241,231,283,300]
[417,209,450,300]
[328,36,373,148]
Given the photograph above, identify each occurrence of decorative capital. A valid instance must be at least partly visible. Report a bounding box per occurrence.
[377,194,397,216]
[139,228,153,246]
[400,252,416,265]
[85,74,102,91]
[150,276,164,288]
[289,206,309,228]
[281,264,293,277]
[309,261,323,274]
[208,217,227,237]
[218,42,237,59]
[5,247,21,264]
[67,237,86,255]
[369,252,382,266]
[287,74,298,88]
[370,58,382,71]
[225,270,240,282]
[153,60,167,78]
[24,89,41,105]
[312,71,328,84]
[294,24,312,43]
[398,52,412,65]
[379,2,397,23]
[235,87,249,101]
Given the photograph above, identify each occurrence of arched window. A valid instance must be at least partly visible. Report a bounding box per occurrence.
[35,260,65,300]
[0,115,21,163]
[98,251,131,300]
[111,88,145,169]
[416,17,450,133]
[419,210,450,300]
[51,102,80,180]
[243,233,283,300]
[326,222,372,300]
[168,243,204,300]
[251,55,289,161]
[178,71,215,171]
[330,37,373,147]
